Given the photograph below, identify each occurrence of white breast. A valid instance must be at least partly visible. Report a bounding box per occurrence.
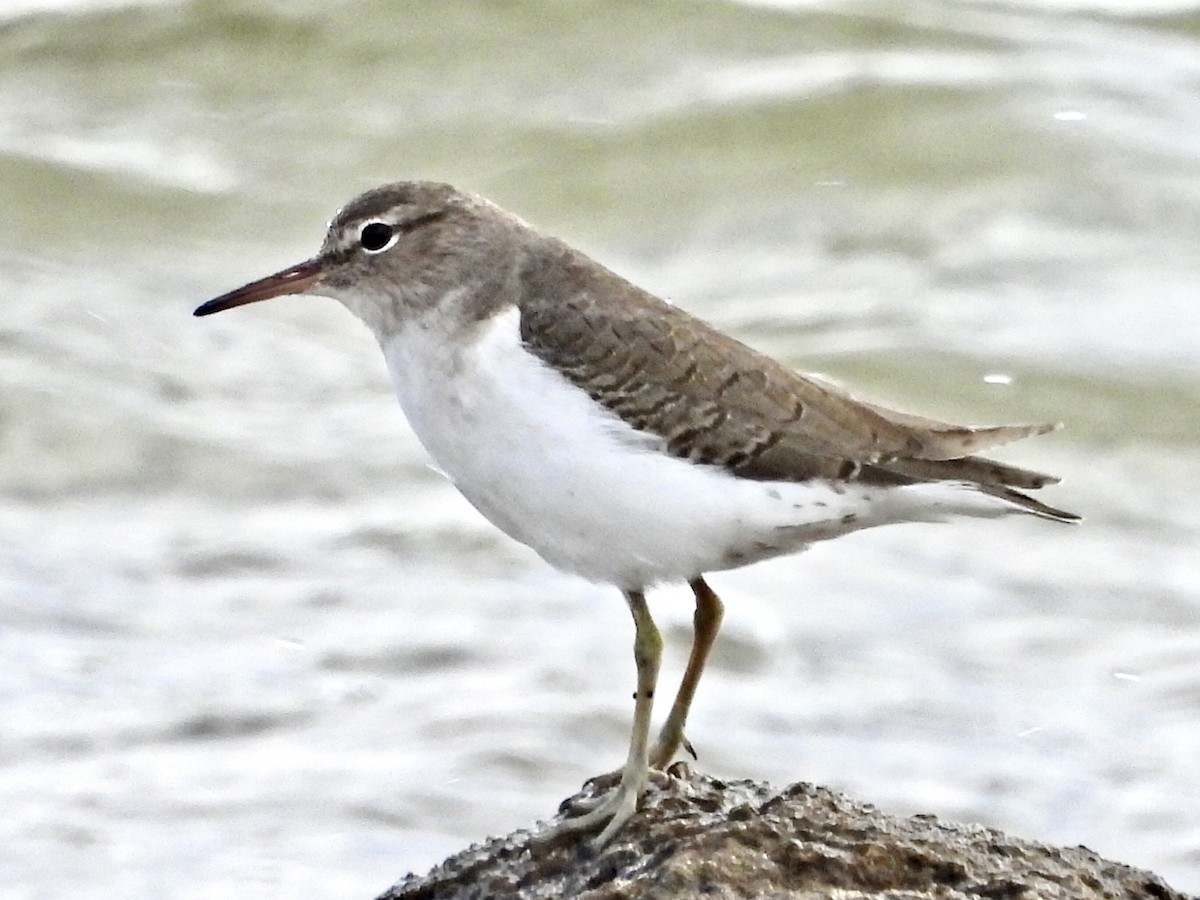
[380,306,1002,590]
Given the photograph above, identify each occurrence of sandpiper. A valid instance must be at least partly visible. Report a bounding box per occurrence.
[195,181,1079,847]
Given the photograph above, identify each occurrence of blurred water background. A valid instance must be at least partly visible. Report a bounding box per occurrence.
[2,0,1199,896]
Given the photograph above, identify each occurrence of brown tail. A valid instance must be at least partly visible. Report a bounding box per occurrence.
[882,455,1081,523]
[978,484,1081,522]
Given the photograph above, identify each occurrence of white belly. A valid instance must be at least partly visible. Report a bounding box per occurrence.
[381,307,989,590]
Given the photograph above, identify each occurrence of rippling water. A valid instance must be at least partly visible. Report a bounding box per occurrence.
[3,1,1198,896]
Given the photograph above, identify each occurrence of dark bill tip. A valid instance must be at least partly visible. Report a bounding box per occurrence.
[194,258,324,317]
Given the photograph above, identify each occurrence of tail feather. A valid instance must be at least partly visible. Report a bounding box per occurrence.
[978,484,1082,523]
[876,449,1081,524]
[883,455,1060,491]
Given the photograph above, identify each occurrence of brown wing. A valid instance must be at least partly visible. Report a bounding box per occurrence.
[515,237,1079,522]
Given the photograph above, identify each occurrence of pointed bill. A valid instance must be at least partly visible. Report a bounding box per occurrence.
[193,258,324,316]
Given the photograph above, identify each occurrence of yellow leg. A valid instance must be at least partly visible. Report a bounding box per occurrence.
[538,589,662,848]
[648,576,724,768]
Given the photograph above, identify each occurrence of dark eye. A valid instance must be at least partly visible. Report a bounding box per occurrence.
[359,221,397,253]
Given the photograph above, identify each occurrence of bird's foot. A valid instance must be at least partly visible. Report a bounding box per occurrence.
[536,760,652,850]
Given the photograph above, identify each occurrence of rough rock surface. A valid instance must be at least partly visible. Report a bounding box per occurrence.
[376,767,1190,900]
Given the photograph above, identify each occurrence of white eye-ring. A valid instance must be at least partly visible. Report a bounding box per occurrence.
[358,219,399,254]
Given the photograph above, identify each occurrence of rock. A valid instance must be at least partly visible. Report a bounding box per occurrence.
[376,767,1191,900]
